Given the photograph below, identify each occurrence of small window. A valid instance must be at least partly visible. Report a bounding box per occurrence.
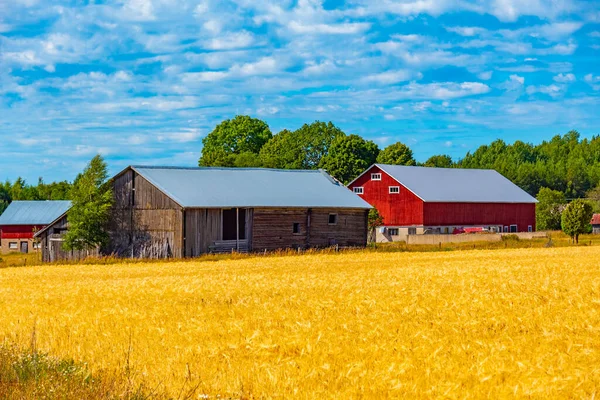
[388,228,399,236]
[328,214,337,225]
[8,242,17,250]
[389,186,400,194]
[503,226,509,233]
[353,187,364,194]
[371,173,382,181]
[408,227,417,235]
[528,225,532,233]
[292,223,300,234]
[33,242,41,249]
[510,225,518,233]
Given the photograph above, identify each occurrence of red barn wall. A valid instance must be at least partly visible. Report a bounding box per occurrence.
[423,203,536,231]
[348,165,424,226]
[0,225,43,239]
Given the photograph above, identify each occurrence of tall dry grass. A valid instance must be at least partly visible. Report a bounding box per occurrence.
[0,247,599,398]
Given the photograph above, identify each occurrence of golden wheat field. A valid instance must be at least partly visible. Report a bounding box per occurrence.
[1,247,599,399]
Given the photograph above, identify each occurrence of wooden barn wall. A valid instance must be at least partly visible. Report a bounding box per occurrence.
[108,169,183,259]
[423,202,536,231]
[251,208,368,251]
[348,165,424,226]
[184,209,222,257]
[39,216,97,263]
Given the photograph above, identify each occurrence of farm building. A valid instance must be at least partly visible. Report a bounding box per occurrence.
[38,166,371,261]
[348,164,537,242]
[0,200,71,254]
[592,214,600,234]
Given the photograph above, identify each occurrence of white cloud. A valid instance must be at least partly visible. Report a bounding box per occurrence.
[288,21,370,35]
[445,26,486,37]
[526,84,563,97]
[362,70,420,84]
[203,31,255,50]
[413,101,432,112]
[122,0,155,21]
[510,74,524,84]
[553,73,575,83]
[478,71,493,80]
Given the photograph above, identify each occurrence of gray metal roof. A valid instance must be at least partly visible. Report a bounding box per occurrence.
[375,164,538,203]
[0,200,72,226]
[131,166,372,209]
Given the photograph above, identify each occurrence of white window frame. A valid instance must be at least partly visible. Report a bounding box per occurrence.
[389,186,400,194]
[371,173,382,181]
[528,225,532,233]
[353,187,364,194]
[510,224,518,233]
[408,227,417,235]
[503,226,509,233]
[388,228,399,236]
[8,242,18,250]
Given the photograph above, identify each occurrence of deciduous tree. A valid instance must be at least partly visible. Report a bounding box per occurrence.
[199,115,272,167]
[63,155,113,253]
[561,199,593,244]
[320,134,379,184]
[536,188,567,231]
[377,142,416,166]
[423,154,453,168]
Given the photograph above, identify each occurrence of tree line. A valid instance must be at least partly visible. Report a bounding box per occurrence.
[198,116,600,196]
[1,115,599,239]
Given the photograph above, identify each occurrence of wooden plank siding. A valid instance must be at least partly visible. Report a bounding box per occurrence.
[107,169,184,258]
[38,216,96,262]
[251,208,368,251]
[184,209,222,257]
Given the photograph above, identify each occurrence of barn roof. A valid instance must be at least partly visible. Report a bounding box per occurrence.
[129,166,372,209]
[353,164,538,203]
[0,200,72,226]
[591,214,600,225]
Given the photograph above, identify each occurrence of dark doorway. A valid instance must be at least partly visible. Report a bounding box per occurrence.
[20,241,28,253]
[222,208,247,240]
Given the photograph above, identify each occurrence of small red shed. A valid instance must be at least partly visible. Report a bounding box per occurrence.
[348,164,537,241]
[0,201,72,254]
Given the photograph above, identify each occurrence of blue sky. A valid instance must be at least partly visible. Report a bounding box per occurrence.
[1,0,599,182]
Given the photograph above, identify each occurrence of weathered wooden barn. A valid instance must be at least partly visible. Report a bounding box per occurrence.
[0,201,71,254]
[348,164,537,242]
[107,166,371,258]
[38,166,370,261]
[592,214,600,234]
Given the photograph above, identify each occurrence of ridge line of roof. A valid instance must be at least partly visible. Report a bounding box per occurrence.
[375,164,505,173]
[131,165,323,173]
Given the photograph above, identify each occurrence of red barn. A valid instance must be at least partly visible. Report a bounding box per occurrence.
[0,201,72,254]
[348,164,537,241]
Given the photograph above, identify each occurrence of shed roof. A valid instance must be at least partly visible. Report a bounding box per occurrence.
[592,214,600,225]
[0,200,72,226]
[130,166,372,209]
[357,164,537,203]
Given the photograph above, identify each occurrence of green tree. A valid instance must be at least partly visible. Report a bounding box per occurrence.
[199,115,272,167]
[377,142,416,166]
[536,187,567,231]
[423,154,453,168]
[367,208,384,243]
[561,199,594,244]
[0,185,10,215]
[320,134,379,184]
[259,121,345,169]
[63,155,113,253]
[586,184,600,213]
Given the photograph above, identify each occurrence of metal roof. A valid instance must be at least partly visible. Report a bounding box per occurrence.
[592,214,600,225]
[374,164,538,203]
[131,166,372,209]
[0,200,72,226]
